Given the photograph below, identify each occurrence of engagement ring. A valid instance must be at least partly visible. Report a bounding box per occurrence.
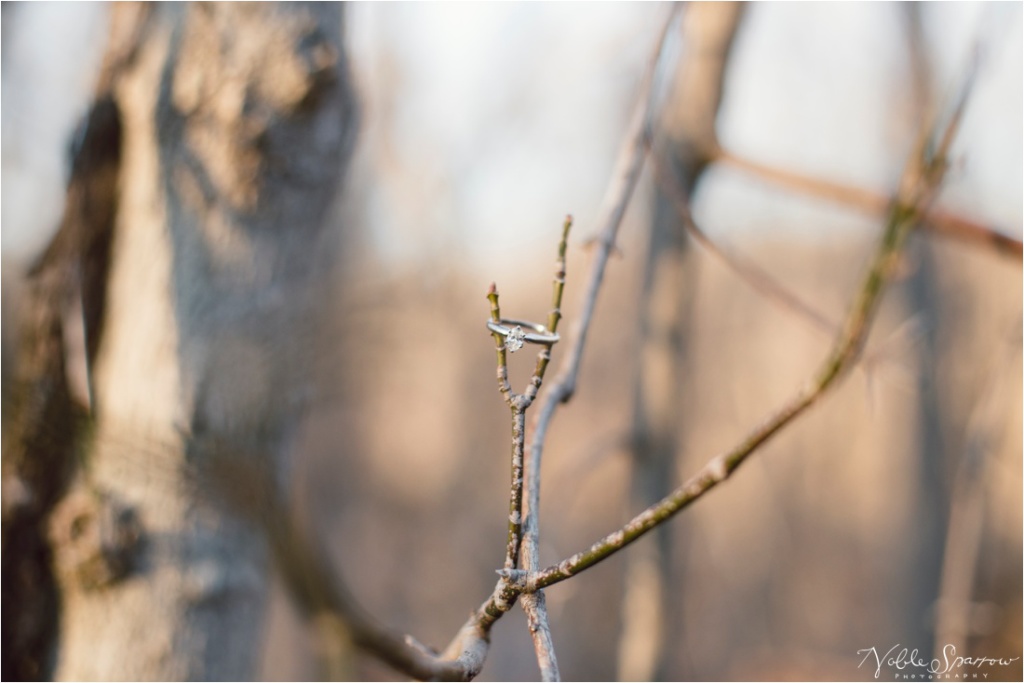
[486,318,560,353]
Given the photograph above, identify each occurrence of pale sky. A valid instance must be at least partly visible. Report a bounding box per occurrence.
[3,3,1021,277]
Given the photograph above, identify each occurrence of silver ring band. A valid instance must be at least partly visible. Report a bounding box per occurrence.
[486,318,560,352]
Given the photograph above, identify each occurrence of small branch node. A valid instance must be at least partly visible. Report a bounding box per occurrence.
[708,455,729,483]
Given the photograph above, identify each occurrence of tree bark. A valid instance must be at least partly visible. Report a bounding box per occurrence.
[2,12,126,680]
[17,3,358,679]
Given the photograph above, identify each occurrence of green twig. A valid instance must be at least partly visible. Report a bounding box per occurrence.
[547,215,572,335]
[524,215,573,404]
[487,283,513,403]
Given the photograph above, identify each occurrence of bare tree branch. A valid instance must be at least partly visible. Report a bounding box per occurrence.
[524,65,976,593]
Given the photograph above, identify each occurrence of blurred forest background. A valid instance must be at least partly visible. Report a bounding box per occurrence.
[2,3,1021,681]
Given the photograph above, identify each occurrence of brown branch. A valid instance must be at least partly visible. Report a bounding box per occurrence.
[923,207,1023,259]
[716,148,1023,262]
[524,67,973,593]
[469,9,681,678]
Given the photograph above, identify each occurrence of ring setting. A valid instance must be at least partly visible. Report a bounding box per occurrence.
[486,318,560,353]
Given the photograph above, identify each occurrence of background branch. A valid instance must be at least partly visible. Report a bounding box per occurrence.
[715,148,1022,262]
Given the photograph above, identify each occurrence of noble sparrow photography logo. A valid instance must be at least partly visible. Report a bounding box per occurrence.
[856,643,1020,680]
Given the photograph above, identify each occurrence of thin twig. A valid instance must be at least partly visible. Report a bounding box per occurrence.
[483,215,575,674]
[524,215,574,403]
[487,283,513,403]
[524,66,974,593]
[486,284,526,570]
[505,406,526,570]
[472,12,682,678]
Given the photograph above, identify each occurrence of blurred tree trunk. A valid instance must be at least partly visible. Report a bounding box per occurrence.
[899,3,950,657]
[5,3,357,679]
[618,4,745,681]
